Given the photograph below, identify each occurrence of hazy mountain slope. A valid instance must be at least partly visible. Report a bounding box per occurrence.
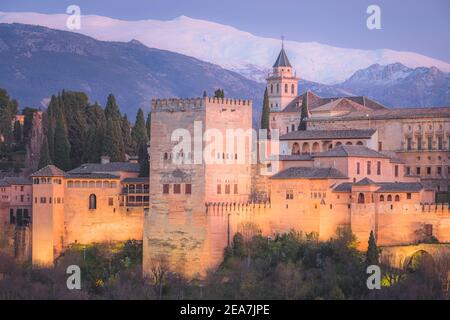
[0,23,264,120]
[1,11,450,84]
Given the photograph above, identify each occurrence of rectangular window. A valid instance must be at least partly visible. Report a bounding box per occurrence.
[356,162,360,175]
[225,184,231,194]
[426,167,431,175]
[424,224,433,237]
[407,193,412,200]
[428,137,432,150]
[437,167,442,175]
[417,137,422,150]
[406,166,411,175]
[9,209,15,224]
[173,184,181,194]
[185,184,192,194]
[416,167,421,175]
[108,197,114,206]
[20,195,24,202]
[234,184,238,194]
[217,184,221,194]
[367,161,371,175]
[407,138,412,150]
[378,141,382,151]
[286,190,293,200]
[377,161,381,175]
[163,184,169,194]
[438,137,443,150]
[395,165,399,177]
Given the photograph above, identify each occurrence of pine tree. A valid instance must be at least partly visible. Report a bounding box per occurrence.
[38,137,52,169]
[366,230,379,265]
[146,112,151,141]
[53,111,71,170]
[131,108,148,152]
[260,88,270,130]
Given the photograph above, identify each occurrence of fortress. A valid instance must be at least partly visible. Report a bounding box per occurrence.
[0,45,449,277]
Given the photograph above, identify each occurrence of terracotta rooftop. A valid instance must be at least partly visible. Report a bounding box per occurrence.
[122,177,149,184]
[280,129,376,141]
[270,166,348,180]
[314,145,390,159]
[31,165,66,177]
[278,154,313,161]
[66,173,120,180]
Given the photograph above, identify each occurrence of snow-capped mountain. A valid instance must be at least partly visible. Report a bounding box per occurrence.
[1,11,450,84]
[338,63,450,107]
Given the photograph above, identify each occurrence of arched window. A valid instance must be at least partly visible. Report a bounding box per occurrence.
[163,152,168,160]
[335,142,342,147]
[270,84,273,94]
[292,142,300,155]
[346,141,353,145]
[356,141,364,146]
[395,195,400,202]
[89,194,97,210]
[285,84,288,93]
[291,84,295,94]
[357,193,365,204]
[312,142,320,154]
[302,142,310,154]
[387,195,392,201]
[379,195,384,202]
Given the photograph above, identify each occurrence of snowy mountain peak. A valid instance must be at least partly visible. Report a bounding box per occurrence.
[0,11,450,84]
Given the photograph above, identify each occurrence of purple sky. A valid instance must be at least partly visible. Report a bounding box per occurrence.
[1,0,450,63]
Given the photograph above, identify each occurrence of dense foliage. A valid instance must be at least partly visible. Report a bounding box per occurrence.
[0,230,447,300]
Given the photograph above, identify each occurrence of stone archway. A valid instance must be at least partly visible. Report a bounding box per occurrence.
[292,142,300,155]
[312,142,320,154]
[302,142,310,154]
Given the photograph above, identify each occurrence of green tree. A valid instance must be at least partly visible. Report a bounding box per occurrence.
[132,108,148,151]
[103,94,125,161]
[13,120,23,147]
[83,102,106,163]
[298,92,309,131]
[38,137,52,169]
[53,111,71,170]
[260,88,270,130]
[214,88,224,98]
[366,230,379,265]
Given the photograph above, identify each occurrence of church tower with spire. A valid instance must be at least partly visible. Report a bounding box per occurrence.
[266,40,299,112]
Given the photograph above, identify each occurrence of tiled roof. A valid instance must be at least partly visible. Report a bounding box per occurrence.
[353,177,377,186]
[0,177,32,186]
[375,183,424,193]
[273,48,292,67]
[278,154,313,161]
[270,166,348,180]
[278,92,387,114]
[122,177,149,184]
[333,182,424,193]
[309,106,450,121]
[68,162,140,174]
[314,145,389,159]
[280,129,376,141]
[66,173,120,180]
[31,165,66,177]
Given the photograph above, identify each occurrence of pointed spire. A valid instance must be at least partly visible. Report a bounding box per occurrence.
[273,37,292,68]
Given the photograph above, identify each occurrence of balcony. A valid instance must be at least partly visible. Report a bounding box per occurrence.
[121,188,149,195]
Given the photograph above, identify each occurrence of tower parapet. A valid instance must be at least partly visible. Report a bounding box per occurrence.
[151,97,252,112]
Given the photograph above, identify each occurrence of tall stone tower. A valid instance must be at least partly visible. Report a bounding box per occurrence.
[31,165,65,267]
[144,96,253,277]
[266,41,299,111]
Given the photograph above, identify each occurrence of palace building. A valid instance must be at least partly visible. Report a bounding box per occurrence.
[0,44,449,277]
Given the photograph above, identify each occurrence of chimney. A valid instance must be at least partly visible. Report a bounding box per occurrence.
[101,156,110,164]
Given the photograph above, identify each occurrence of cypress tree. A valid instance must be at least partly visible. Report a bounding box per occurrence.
[131,108,148,151]
[138,142,149,177]
[13,120,23,147]
[366,230,379,265]
[103,94,125,161]
[203,90,207,98]
[122,114,134,155]
[83,102,105,163]
[146,112,151,141]
[53,111,71,170]
[38,137,52,169]
[260,88,270,130]
[298,92,309,131]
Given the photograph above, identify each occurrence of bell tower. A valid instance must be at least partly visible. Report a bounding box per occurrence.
[266,39,299,111]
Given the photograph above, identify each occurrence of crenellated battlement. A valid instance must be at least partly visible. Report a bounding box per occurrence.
[350,202,450,215]
[151,97,252,111]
